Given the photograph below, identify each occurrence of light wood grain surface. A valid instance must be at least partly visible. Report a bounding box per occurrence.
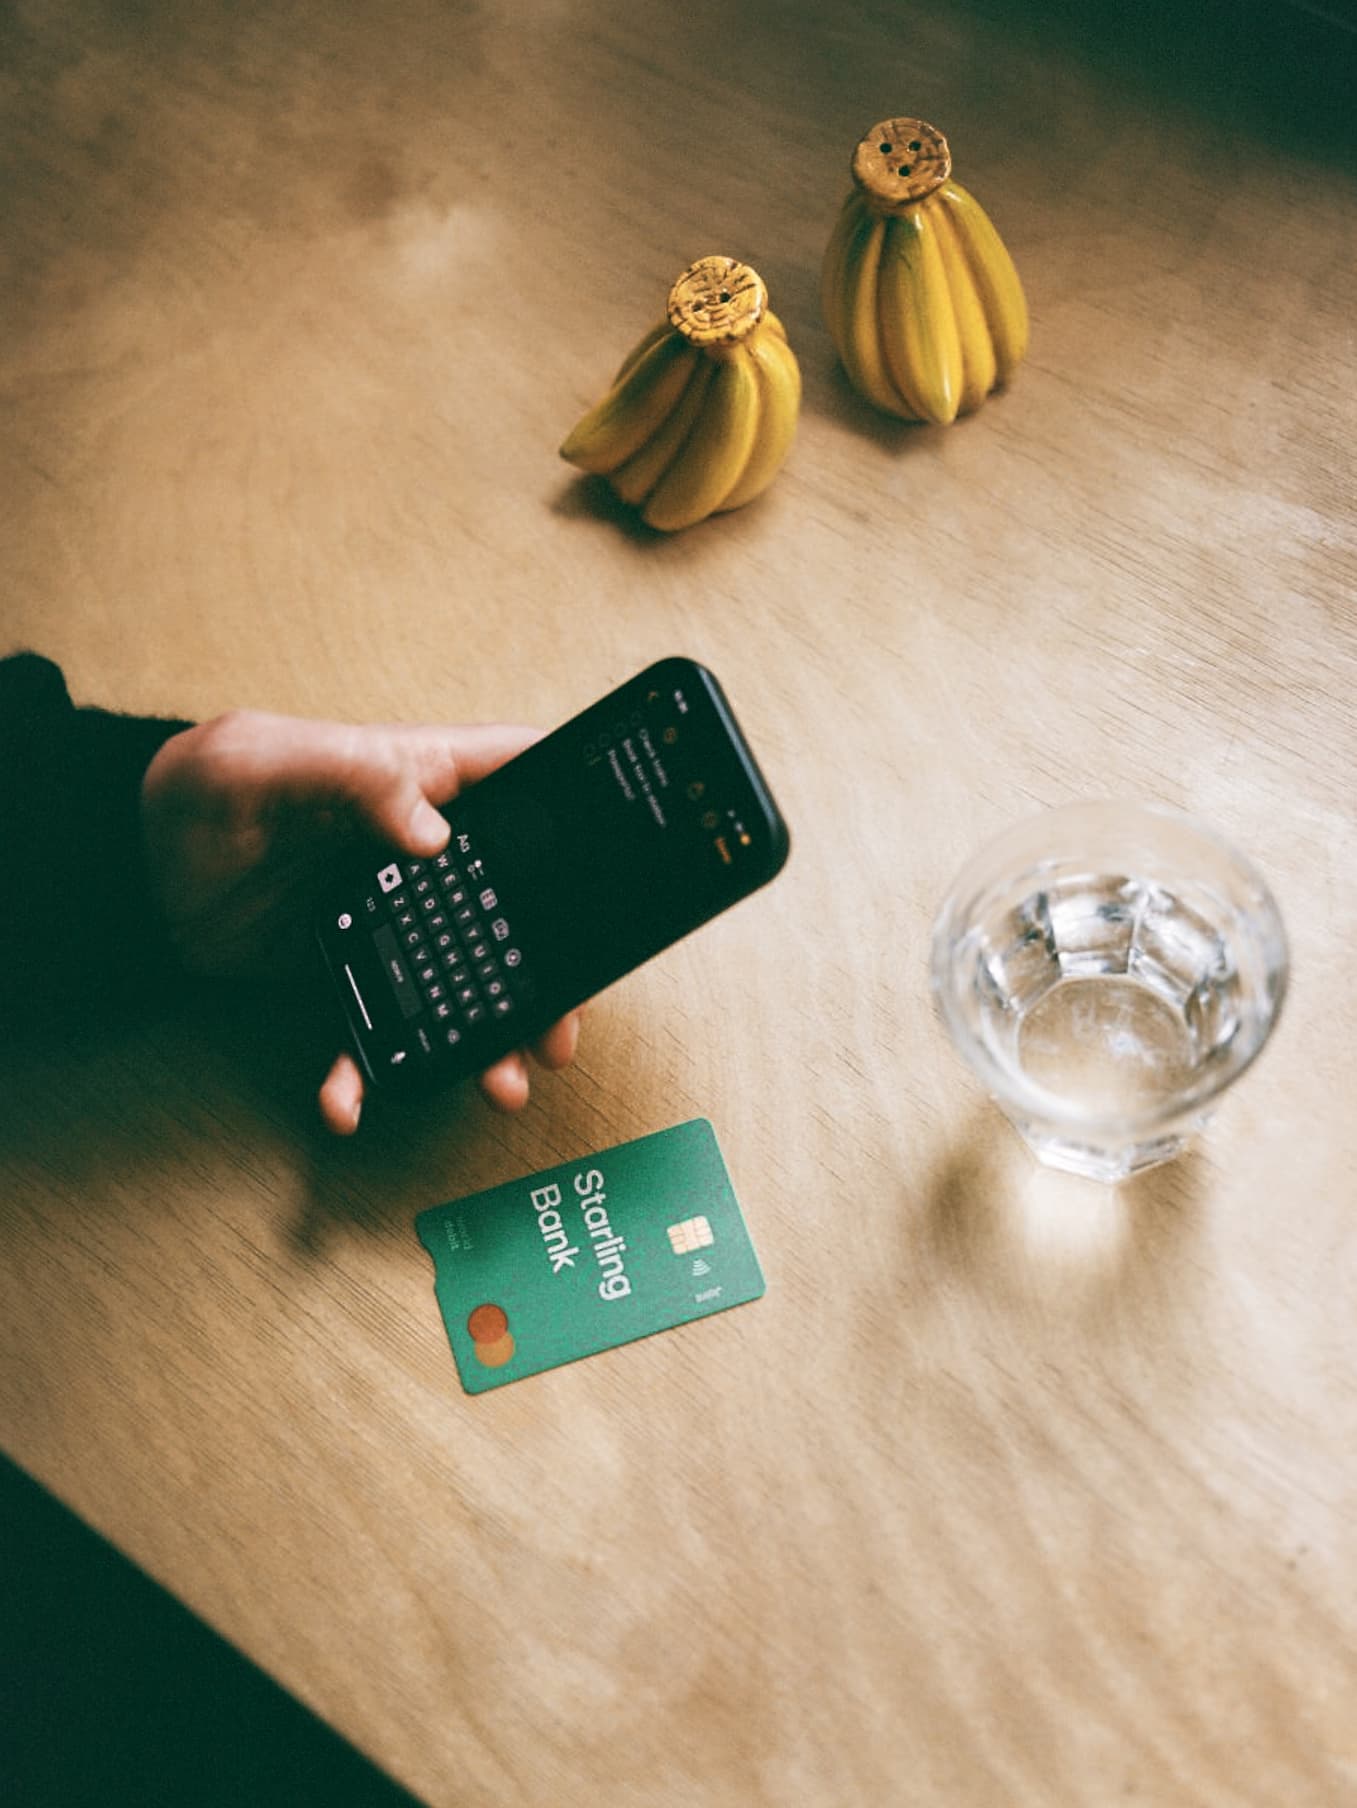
[3,2,1356,1803]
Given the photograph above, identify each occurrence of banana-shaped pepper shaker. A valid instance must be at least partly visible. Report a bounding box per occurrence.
[821,117,1028,424]
[560,256,801,532]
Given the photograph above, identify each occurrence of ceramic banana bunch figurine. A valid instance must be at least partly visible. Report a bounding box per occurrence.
[560,256,801,531]
[821,117,1027,424]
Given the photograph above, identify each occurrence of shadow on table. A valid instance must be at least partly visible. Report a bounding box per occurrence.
[0,952,628,1268]
[549,471,666,537]
[1,1453,422,1808]
[0,975,565,1257]
[919,1103,1208,1312]
[0,994,580,1805]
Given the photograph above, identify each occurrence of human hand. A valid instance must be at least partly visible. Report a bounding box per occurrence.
[140,709,581,1132]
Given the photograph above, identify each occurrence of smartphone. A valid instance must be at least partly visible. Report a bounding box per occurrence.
[316,657,790,1089]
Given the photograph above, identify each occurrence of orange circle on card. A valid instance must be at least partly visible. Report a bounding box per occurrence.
[474,1333,516,1368]
[467,1303,509,1344]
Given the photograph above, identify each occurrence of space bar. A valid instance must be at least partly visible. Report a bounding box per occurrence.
[373,925,420,1019]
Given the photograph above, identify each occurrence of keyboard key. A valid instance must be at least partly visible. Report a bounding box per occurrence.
[485,978,505,999]
[463,1002,486,1025]
[377,862,402,893]
[426,982,444,1002]
[476,960,498,982]
[427,911,447,933]
[468,940,489,963]
[417,963,437,985]
[374,925,419,1019]
[413,876,433,897]
[434,931,454,951]
[445,886,466,906]
[492,996,514,1017]
[491,917,510,941]
[388,891,409,914]
[421,895,439,914]
[445,1025,462,1046]
[503,947,522,968]
[396,909,416,930]
[455,985,477,1007]
[479,887,497,912]
[406,860,426,879]
[454,905,474,927]
[434,1000,453,1020]
[403,928,422,949]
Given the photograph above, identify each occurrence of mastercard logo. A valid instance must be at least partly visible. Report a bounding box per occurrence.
[467,1302,515,1368]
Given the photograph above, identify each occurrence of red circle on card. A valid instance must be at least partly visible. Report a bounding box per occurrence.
[467,1303,509,1344]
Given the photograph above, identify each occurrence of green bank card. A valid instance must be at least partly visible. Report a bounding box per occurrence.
[416,1119,764,1393]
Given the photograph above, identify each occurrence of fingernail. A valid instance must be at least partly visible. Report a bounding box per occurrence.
[350,1100,362,1131]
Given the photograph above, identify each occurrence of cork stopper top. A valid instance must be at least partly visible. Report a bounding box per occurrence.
[667,257,767,351]
[851,117,951,212]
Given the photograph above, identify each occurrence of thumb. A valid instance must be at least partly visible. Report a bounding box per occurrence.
[355,775,451,856]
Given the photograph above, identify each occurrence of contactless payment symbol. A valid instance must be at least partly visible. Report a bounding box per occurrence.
[467,1303,515,1369]
[668,1216,714,1255]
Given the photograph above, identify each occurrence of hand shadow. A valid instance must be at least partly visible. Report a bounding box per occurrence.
[178,979,605,1258]
[0,978,592,1261]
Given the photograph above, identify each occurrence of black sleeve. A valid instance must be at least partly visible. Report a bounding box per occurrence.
[0,653,192,1029]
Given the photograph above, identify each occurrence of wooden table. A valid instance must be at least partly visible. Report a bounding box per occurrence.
[4,2,1356,1802]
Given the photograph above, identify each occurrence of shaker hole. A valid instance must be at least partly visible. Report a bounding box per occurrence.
[719,290,731,303]
[878,141,892,153]
[897,165,912,177]
[909,140,921,151]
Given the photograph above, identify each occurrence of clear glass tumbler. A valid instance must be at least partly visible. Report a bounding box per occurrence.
[930,802,1289,1181]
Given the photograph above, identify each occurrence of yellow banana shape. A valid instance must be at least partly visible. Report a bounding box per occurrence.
[820,116,1028,423]
[721,329,801,513]
[560,256,801,530]
[936,179,1028,381]
[558,332,697,474]
[610,357,715,507]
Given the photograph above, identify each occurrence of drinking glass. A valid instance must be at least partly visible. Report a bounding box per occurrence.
[930,802,1288,1181]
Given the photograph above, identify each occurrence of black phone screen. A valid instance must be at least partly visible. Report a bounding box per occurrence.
[318,657,788,1085]
[446,657,787,1018]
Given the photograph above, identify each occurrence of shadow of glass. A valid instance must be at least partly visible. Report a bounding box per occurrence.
[919,1104,1209,1318]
